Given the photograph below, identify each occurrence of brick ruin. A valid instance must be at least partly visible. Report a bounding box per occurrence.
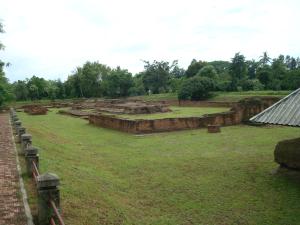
[23,105,48,115]
[19,97,280,133]
[88,97,280,133]
[72,99,171,114]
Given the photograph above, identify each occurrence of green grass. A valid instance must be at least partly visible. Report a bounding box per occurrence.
[105,106,230,120]
[131,91,291,102]
[210,90,291,102]
[130,93,178,101]
[18,110,300,225]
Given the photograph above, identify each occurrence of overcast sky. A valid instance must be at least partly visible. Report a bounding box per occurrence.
[0,0,300,82]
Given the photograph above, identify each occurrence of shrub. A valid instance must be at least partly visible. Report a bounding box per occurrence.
[281,69,300,90]
[267,79,281,90]
[196,65,217,79]
[240,79,264,91]
[169,78,184,93]
[216,80,232,91]
[178,77,215,100]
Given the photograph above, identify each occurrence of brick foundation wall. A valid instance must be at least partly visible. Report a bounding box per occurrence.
[89,97,279,134]
[89,110,242,134]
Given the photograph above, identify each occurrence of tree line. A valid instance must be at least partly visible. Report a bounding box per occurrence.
[0,22,14,106]
[1,23,300,105]
[9,52,300,102]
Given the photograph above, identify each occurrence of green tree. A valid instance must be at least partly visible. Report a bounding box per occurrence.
[102,67,133,97]
[284,55,297,70]
[289,57,297,70]
[282,69,300,90]
[178,77,215,100]
[259,51,271,66]
[196,65,217,79]
[65,73,83,98]
[246,59,258,79]
[240,79,264,91]
[185,59,207,78]
[271,56,287,81]
[45,80,59,100]
[65,61,111,98]
[208,61,230,75]
[0,69,13,106]
[0,22,14,107]
[28,84,39,100]
[54,79,66,99]
[257,66,272,87]
[129,73,146,96]
[169,78,184,93]
[229,52,247,90]
[170,64,185,78]
[78,61,111,97]
[26,76,48,99]
[142,60,177,94]
[0,22,4,51]
[13,80,29,101]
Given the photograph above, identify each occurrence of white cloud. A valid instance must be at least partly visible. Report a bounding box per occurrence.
[0,0,300,82]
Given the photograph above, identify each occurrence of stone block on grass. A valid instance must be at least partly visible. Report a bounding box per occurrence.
[274,137,300,169]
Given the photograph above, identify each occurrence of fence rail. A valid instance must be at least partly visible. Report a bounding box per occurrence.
[10,108,65,225]
[32,160,39,183]
[50,200,65,225]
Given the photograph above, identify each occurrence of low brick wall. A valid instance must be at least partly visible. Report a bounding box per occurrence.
[89,97,279,134]
[89,110,242,134]
[23,105,48,115]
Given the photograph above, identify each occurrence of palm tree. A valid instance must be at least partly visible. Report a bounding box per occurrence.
[259,52,271,66]
[259,51,271,66]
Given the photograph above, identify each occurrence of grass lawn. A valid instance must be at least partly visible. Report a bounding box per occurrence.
[132,90,291,102]
[18,110,300,225]
[103,106,230,120]
[210,90,291,102]
[130,93,178,101]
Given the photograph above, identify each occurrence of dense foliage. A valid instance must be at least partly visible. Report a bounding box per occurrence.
[0,22,14,107]
[178,52,300,100]
[6,52,300,102]
[1,20,300,104]
[178,77,215,100]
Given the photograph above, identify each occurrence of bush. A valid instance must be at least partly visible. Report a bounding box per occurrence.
[281,69,300,90]
[267,79,281,90]
[216,80,232,91]
[178,77,215,100]
[240,79,264,91]
[169,78,184,93]
[129,85,146,96]
[196,65,217,79]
